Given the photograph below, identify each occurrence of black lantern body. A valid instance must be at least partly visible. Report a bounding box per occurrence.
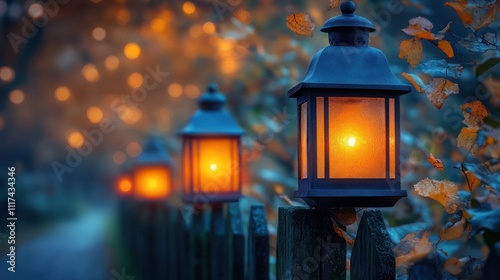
[178,83,244,204]
[289,2,411,208]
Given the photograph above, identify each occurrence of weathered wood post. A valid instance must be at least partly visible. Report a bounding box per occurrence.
[482,242,500,280]
[351,210,395,280]
[248,204,270,280]
[175,206,189,280]
[277,207,346,280]
[190,205,209,280]
[226,202,244,280]
[210,203,226,280]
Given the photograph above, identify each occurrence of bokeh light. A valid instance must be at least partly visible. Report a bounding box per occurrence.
[127,72,144,88]
[150,18,166,33]
[182,1,196,14]
[124,42,141,60]
[87,106,104,123]
[117,177,132,193]
[104,55,120,71]
[67,130,84,149]
[184,84,200,99]
[119,107,142,124]
[112,151,126,165]
[188,25,202,37]
[9,89,25,105]
[168,83,183,97]
[27,3,43,18]
[116,8,130,24]
[55,86,71,101]
[126,142,142,158]
[0,66,15,82]
[92,27,106,41]
[82,64,100,83]
[202,22,216,34]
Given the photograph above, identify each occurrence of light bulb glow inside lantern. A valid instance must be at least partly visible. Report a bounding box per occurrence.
[134,166,171,199]
[210,163,218,171]
[347,136,356,147]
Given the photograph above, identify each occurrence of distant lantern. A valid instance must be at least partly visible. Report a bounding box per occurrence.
[178,83,244,204]
[133,135,172,200]
[288,1,411,208]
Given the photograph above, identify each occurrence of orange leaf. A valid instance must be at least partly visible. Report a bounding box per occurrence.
[461,101,489,128]
[328,0,341,10]
[444,2,473,26]
[423,78,459,109]
[465,170,481,191]
[399,38,423,68]
[402,16,446,40]
[402,72,424,92]
[457,127,479,155]
[444,1,499,30]
[437,40,454,58]
[286,13,315,37]
[414,178,460,213]
[331,218,354,246]
[394,232,434,267]
[428,153,444,171]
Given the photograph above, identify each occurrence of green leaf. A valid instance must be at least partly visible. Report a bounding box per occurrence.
[476,58,500,77]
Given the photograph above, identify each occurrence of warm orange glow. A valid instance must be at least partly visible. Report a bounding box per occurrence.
[210,163,218,171]
[113,151,126,165]
[82,64,100,83]
[188,25,203,37]
[119,107,142,124]
[116,9,131,24]
[92,27,106,41]
[87,106,103,123]
[328,97,386,178]
[117,176,132,195]
[0,66,15,82]
[134,165,171,199]
[184,84,200,99]
[9,90,25,105]
[126,142,142,158]
[55,86,71,101]
[150,18,166,32]
[124,42,141,60]
[203,22,216,34]
[127,73,143,88]
[300,102,308,179]
[104,55,120,71]
[67,130,84,148]
[182,1,196,14]
[389,98,396,178]
[316,97,325,178]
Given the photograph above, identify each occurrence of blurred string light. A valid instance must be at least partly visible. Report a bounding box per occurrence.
[182,1,196,14]
[116,8,130,25]
[92,27,106,41]
[82,64,100,83]
[188,24,203,38]
[184,84,200,99]
[124,42,141,59]
[0,66,15,82]
[202,22,216,34]
[54,86,71,101]
[150,18,166,33]
[87,106,103,123]
[113,151,126,165]
[127,72,143,88]
[9,89,24,105]
[126,142,142,157]
[168,83,183,98]
[67,130,84,148]
[119,107,142,124]
[27,2,43,18]
[233,9,252,24]
[104,55,120,71]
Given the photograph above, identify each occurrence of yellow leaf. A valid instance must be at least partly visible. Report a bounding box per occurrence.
[402,72,424,92]
[399,38,423,68]
[438,40,454,58]
[461,101,489,128]
[423,78,459,109]
[328,0,341,10]
[428,153,444,171]
[439,218,466,241]
[414,178,459,213]
[457,127,479,155]
[286,13,315,37]
[395,232,434,267]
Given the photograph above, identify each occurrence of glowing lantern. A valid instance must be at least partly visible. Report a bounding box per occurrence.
[178,83,244,203]
[133,135,172,200]
[288,1,411,208]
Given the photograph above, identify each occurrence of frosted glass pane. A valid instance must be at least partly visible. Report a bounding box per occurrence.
[300,102,308,179]
[134,166,171,199]
[316,97,325,178]
[328,97,386,178]
[389,98,396,179]
[196,138,235,193]
[183,139,191,194]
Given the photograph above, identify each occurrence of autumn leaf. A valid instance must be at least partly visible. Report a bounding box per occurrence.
[457,127,479,154]
[428,153,444,171]
[461,101,488,128]
[444,257,466,275]
[439,217,466,241]
[331,217,354,246]
[394,232,434,267]
[402,16,448,40]
[459,33,499,53]
[328,0,341,10]
[401,72,424,92]
[444,2,473,26]
[422,78,459,109]
[465,170,481,191]
[437,40,454,58]
[286,13,315,37]
[332,207,357,226]
[414,178,460,213]
[417,59,463,79]
[399,38,423,68]
[444,1,500,30]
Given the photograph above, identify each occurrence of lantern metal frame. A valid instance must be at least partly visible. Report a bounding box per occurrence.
[288,1,412,208]
[178,83,245,204]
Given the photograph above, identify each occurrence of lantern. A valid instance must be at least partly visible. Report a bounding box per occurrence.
[133,135,172,200]
[289,1,411,208]
[178,83,244,204]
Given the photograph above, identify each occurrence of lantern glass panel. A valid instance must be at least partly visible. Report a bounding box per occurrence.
[134,165,171,199]
[299,102,308,179]
[328,97,386,178]
[316,97,325,178]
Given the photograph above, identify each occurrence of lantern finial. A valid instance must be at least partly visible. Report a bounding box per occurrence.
[198,82,225,111]
[340,1,356,14]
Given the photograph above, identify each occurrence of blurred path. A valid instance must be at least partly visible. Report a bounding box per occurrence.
[0,209,111,280]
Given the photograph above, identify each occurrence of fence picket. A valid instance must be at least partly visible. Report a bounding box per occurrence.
[248,205,270,280]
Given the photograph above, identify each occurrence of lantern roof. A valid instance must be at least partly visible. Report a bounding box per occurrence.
[289,1,411,97]
[178,82,245,136]
[135,134,172,165]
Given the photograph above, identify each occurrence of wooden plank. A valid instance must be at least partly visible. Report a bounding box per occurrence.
[226,202,244,280]
[210,203,226,280]
[276,207,346,280]
[175,207,189,280]
[189,207,208,280]
[351,210,395,280]
[248,204,270,280]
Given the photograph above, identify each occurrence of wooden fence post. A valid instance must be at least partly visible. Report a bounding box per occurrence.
[277,207,346,280]
[190,206,208,280]
[248,204,270,280]
[226,202,245,280]
[210,203,226,280]
[482,242,500,280]
[175,207,189,280]
[350,210,395,280]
